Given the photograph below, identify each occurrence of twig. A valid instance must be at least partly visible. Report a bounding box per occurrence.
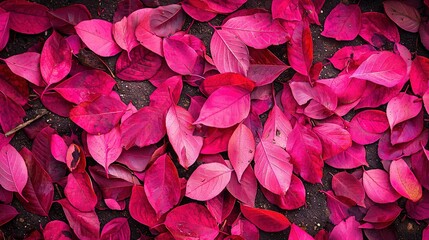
[96,55,116,78]
[5,109,49,137]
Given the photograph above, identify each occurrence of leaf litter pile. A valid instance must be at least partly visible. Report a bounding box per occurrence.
[0,0,429,239]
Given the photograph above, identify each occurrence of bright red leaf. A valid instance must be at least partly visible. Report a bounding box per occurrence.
[240,204,291,232]
[287,21,313,77]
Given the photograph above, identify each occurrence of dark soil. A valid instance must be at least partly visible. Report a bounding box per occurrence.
[1,0,428,239]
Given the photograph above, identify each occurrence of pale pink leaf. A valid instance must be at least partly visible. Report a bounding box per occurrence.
[363,169,401,204]
[228,123,255,181]
[226,165,257,206]
[350,51,407,87]
[262,105,292,149]
[194,86,251,128]
[384,1,421,33]
[112,16,139,54]
[0,145,27,197]
[321,3,361,41]
[386,92,422,129]
[210,28,249,75]
[144,154,181,217]
[186,162,232,201]
[75,19,121,57]
[254,140,292,195]
[87,127,122,174]
[166,105,203,169]
[389,158,422,202]
[3,52,43,86]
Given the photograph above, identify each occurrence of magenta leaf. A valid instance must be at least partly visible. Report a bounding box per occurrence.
[332,172,365,207]
[411,147,429,190]
[144,154,181,217]
[222,12,288,49]
[0,204,18,226]
[0,144,28,197]
[75,19,122,57]
[57,198,100,240]
[287,21,313,77]
[165,203,219,239]
[389,158,422,202]
[200,73,255,96]
[100,217,130,240]
[87,126,122,174]
[363,169,401,204]
[17,148,53,217]
[129,185,159,228]
[48,4,91,35]
[43,220,74,240]
[359,12,400,48]
[3,52,43,86]
[204,0,247,14]
[150,4,185,37]
[194,86,251,128]
[115,45,162,81]
[0,12,10,52]
[166,105,203,169]
[363,203,401,226]
[247,48,289,86]
[1,1,50,34]
[262,174,306,210]
[0,92,25,133]
[329,216,362,240]
[350,51,407,87]
[64,172,97,212]
[134,13,164,56]
[181,1,217,22]
[206,191,236,223]
[328,45,376,71]
[231,217,259,240]
[186,162,232,201]
[313,123,352,160]
[289,224,314,240]
[383,1,421,33]
[286,123,323,184]
[163,37,202,76]
[226,165,257,206]
[254,140,292,195]
[54,70,116,104]
[240,204,291,232]
[349,109,389,145]
[41,31,72,85]
[70,95,126,135]
[210,28,249,75]
[228,123,255,181]
[120,106,165,149]
[113,0,143,23]
[272,0,301,21]
[201,127,236,154]
[112,16,139,54]
[405,190,429,220]
[321,3,361,41]
[323,190,354,224]
[410,56,429,96]
[386,92,422,129]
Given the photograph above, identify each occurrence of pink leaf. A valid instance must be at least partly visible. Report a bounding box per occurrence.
[17,148,53,216]
[195,86,251,128]
[228,123,255,181]
[288,224,314,240]
[112,16,139,54]
[0,145,27,197]
[323,190,354,224]
[116,45,162,81]
[332,172,365,207]
[386,92,422,129]
[0,1,50,34]
[116,145,155,172]
[231,217,259,240]
[120,106,165,149]
[286,123,323,184]
[64,172,97,212]
[43,220,73,240]
[129,185,159,228]
[186,162,232,201]
[410,56,429,96]
[411,147,429,190]
[222,12,288,49]
[262,105,292,149]
[327,45,376,71]
[331,142,369,169]
[166,105,203,168]
[389,158,422,202]
[53,70,116,104]
[113,0,143,22]
[363,203,401,225]
[3,52,43,86]
[70,95,126,135]
[57,198,100,240]
[0,12,10,51]
[313,123,352,160]
[349,110,389,145]
[272,0,301,21]
[48,4,91,35]
[163,37,203,76]
[287,21,313,76]
[240,204,291,232]
[390,110,423,145]
[383,1,421,33]
[262,174,306,210]
[247,48,289,86]
[135,21,163,56]
[75,19,121,57]
[40,31,72,85]
[210,28,249,75]
[206,191,236,223]
[204,0,246,14]
[165,203,219,239]
[254,140,292,195]
[0,204,18,226]
[100,217,130,240]
[350,51,407,87]
[329,216,363,240]
[359,12,400,48]
[150,4,185,37]
[363,169,401,204]
[181,1,217,22]
[226,165,257,206]
[378,129,429,160]
[321,3,361,41]
[144,154,181,217]
[87,126,122,174]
